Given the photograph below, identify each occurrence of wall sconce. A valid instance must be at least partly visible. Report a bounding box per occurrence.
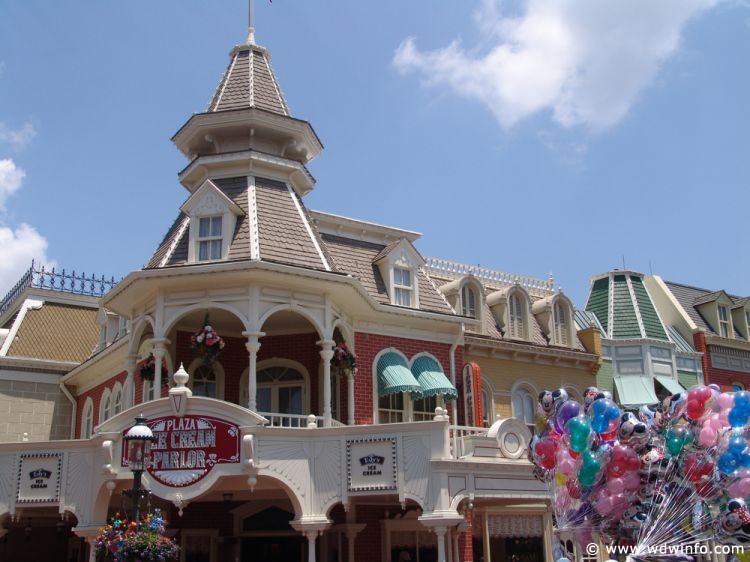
[222,492,233,506]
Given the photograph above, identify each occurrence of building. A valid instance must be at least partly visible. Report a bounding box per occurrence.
[579,270,703,408]
[0,23,600,562]
[645,276,750,392]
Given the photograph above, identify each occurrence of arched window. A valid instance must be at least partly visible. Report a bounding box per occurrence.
[112,384,123,415]
[481,384,494,428]
[509,293,525,339]
[257,365,306,417]
[554,301,570,346]
[81,398,94,439]
[461,285,477,318]
[512,387,536,433]
[190,364,221,399]
[99,390,112,423]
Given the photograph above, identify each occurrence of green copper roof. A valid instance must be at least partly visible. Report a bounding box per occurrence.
[376,352,422,397]
[631,276,668,340]
[411,356,457,399]
[586,277,610,333]
[612,275,641,339]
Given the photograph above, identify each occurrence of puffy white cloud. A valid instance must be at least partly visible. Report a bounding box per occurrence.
[394,0,720,130]
[0,223,54,296]
[0,158,25,211]
[0,122,37,150]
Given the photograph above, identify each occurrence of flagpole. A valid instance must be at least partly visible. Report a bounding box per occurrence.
[247,0,256,45]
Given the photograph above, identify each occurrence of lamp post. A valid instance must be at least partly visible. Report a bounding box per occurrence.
[123,415,154,525]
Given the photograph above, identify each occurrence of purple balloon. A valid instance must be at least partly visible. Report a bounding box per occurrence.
[556,400,582,434]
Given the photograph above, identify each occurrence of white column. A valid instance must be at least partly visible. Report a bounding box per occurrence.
[543,512,554,562]
[124,354,137,408]
[347,371,356,425]
[243,331,264,411]
[318,339,335,427]
[483,513,492,562]
[305,531,318,562]
[151,339,168,399]
[435,526,448,562]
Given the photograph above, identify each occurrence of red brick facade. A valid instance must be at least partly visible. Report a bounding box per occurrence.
[458,512,474,562]
[75,370,128,438]
[693,332,750,391]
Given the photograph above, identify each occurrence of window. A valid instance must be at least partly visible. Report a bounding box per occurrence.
[746,311,750,339]
[112,384,123,415]
[99,391,112,422]
[143,378,155,402]
[461,285,476,318]
[197,215,223,261]
[718,305,730,337]
[553,301,569,346]
[81,399,94,439]
[733,382,745,392]
[393,268,413,307]
[191,365,220,398]
[378,392,405,423]
[481,385,493,428]
[257,365,305,416]
[509,293,524,339]
[512,388,536,433]
[412,395,438,422]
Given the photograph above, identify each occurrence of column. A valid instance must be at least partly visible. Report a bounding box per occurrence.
[347,371,356,425]
[483,513,492,562]
[243,331,264,411]
[305,531,318,562]
[124,354,137,408]
[435,526,448,562]
[543,512,554,562]
[344,523,365,562]
[318,339,335,427]
[151,339,169,399]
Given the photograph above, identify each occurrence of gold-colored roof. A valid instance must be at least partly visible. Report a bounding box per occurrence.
[7,302,98,363]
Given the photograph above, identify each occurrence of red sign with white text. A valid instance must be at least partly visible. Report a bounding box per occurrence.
[122,415,240,487]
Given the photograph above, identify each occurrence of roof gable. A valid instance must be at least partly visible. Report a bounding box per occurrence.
[180,179,244,217]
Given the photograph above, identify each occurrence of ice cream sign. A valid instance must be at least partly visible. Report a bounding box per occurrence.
[122,415,240,487]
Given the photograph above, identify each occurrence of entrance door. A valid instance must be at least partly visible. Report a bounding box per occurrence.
[241,536,304,562]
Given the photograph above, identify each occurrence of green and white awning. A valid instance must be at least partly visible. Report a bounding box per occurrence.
[377,352,422,397]
[614,375,659,407]
[411,356,457,399]
[654,375,685,395]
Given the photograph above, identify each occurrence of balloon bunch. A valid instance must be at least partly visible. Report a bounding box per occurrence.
[529,383,750,560]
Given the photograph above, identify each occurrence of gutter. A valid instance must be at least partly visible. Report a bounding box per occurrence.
[59,380,77,439]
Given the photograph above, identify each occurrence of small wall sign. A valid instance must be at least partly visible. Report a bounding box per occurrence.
[347,437,397,492]
[121,415,240,488]
[16,453,63,504]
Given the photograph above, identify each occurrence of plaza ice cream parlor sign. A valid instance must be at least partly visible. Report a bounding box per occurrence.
[122,415,240,487]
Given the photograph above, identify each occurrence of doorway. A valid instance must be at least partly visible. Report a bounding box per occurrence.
[241,536,304,562]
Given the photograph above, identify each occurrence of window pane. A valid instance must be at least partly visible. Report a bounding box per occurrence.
[199,217,210,237]
[210,239,222,259]
[198,241,209,261]
[279,386,303,415]
[257,388,272,411]
[401,269,411,287]
[210,216,222,236]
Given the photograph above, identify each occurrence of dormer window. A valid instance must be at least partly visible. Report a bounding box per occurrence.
[554,301,569,346]
[198,215,223,261]
[718,305,730,337]
[393,267,413,307]
[509,293,524,338]
[746,311,750,339]
[461,285,476,318]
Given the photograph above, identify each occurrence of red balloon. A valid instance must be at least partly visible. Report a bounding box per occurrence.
[608,444,640,478]
[566,479,582,499]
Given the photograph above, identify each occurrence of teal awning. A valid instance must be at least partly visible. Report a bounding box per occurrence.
[654,375,685,395]
[411,356,457,399]
[377,352,422,397]
[614,375,659,407]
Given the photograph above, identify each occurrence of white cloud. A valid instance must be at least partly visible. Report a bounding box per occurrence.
[394,0,720,131]
[0,158,25,211]
[0,122,37,150]
[0,224,54,296]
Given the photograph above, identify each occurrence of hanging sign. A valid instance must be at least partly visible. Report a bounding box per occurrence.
[346,437,397,492]
[16,453,63,504]
[122,415,240,487]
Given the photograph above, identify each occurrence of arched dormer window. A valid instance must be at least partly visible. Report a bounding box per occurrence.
[99,389,112,423]
[461,284,477,318]
[81,398,94,439]
[508,291,527,340]
[554,300,570,346]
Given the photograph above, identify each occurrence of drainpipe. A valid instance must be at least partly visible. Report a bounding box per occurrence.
[449,323,464,427]
[59,380,77,439]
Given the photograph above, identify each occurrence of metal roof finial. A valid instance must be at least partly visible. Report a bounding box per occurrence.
[247,0,256,45]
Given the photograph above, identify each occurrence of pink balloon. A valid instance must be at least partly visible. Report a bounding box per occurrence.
[717,392,735,411]
[559,458,576,476]
[595,496,613,516]
[610,494,629,519]
[699,426,718,447]
[737,478,750,497]
[622,470,640,491]
[708,414,724,431]
[608,477,625,494]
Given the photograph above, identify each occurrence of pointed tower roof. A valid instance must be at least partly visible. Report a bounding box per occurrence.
[207,43,290,116]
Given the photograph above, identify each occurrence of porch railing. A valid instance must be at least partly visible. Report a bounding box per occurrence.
[450,425,488,459]
[259,412,346,428]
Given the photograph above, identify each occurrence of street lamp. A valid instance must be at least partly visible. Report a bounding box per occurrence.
[123,415,154,525]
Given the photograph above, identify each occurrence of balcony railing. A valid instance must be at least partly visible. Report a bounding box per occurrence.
[259,412,346,428]
[450,425,489,459]
[0,261,117,318]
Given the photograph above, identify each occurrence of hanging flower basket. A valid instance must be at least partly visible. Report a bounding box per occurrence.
[331,341,356,374]
[94,510,179,562]
[191,315,225,365]
[139,354,169,387]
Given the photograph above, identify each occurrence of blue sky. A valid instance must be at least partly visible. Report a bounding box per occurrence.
[0,0,747,307]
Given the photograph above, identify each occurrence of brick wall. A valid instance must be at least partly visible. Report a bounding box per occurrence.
[458,512,474,562]
[353,332,462,425]
[75,370,128,438]
[694,332,750,390]
[0,377,72,442]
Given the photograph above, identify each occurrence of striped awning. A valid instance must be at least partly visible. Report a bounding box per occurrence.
[654,375,685,395]
[614,375,659,407]
[411,356,457,399]
[377,352,422,397]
